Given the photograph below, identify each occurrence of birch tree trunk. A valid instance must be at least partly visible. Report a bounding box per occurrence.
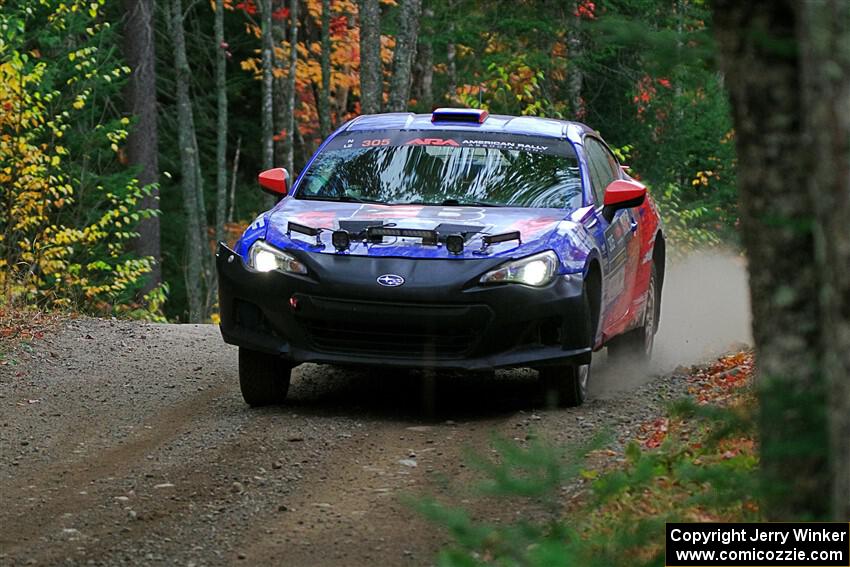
[191,125,213,317]
[228,136,242,224]
[168,0,208,322]
[273,7,287,164]
[123,0,160,293]
[714,0,844,520]
[214,0,228,244]
[799,0,850,521]
[386,0,421,112]
[319,0,332,138]
[358,0,381,114]
[260,0,275,204]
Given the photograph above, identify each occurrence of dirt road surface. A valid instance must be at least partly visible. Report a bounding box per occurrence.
[0,253,750,566]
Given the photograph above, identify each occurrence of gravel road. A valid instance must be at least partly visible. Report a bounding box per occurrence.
[0,252,751,566]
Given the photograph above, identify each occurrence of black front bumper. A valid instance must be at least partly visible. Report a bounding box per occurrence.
[216,242,592,371]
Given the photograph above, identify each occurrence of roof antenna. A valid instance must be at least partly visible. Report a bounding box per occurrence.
[478,85,483,107]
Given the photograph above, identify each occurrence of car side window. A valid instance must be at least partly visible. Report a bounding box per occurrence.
[584,139,608,207]
[585,138,620,207]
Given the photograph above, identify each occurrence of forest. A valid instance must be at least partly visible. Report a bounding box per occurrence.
[0,0,734,321]
[1,0,848,562]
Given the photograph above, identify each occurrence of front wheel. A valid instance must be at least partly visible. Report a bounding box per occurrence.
[540,363,590,407]
[238,347,291,407]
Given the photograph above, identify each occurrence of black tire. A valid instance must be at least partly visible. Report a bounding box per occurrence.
[540,363,590,407]
[238,347,291,407]
[540,285,594,408]
[608,263,658,364]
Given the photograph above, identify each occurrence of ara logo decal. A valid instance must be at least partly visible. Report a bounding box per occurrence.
[404,138,460,147]
[376,274,405,287]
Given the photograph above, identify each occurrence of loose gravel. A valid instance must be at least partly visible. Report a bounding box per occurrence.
[0,318,699,566]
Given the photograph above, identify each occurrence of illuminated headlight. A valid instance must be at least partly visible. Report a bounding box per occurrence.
[480,250,559,287]
[247,240,307,274]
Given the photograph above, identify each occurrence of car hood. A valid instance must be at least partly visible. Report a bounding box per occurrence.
[251,197,570,259]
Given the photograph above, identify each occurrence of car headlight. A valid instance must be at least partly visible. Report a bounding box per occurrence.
[479,250,559,287]
[247,240,308,274]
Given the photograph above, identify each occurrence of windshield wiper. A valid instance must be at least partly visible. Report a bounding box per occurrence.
[398,199,504,207]
[440,198,504,207]
[299,195,382,204]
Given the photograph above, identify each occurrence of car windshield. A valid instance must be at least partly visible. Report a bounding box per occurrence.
[295,130,583,210]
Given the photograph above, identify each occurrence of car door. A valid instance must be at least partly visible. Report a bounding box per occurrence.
[584,137,638,335]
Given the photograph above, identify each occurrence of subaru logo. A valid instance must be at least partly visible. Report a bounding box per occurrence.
[377,274,405,287]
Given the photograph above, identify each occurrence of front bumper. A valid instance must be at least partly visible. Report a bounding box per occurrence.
[216,242,592,371]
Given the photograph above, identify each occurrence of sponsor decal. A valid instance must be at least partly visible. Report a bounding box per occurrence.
[506,216,561,239]
[404,138,460,147]
[460,139,550,152]
[352,204,424,219]
[290,211,337,230]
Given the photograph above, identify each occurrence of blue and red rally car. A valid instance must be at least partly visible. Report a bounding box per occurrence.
[216,108,664,407]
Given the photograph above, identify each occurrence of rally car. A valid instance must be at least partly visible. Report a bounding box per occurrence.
[216,108,664,408]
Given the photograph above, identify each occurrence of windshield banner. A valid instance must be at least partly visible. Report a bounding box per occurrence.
[323,130,574,157]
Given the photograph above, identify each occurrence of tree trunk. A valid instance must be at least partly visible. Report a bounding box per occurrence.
[260,0,275,201]
[799,0,850,521]
[358,0,381,114]
[191,124,213,317]
[122,0,160,293]
[168,0,208,322]
[214,0,228,244]
[284,0,299,174]
[273,6,287,165]
[228,136,242,224]
[334,13,356,118]
[386,0,421,112]
[413,8,433,110]
[319,0,332,138]
[713,0,831,520]
[446,13,456,103]
[565,0,583,117]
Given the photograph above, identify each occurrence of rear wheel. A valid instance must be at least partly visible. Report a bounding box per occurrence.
[540,363,590,407]
[608,263,658,363]
[238,347,291,407]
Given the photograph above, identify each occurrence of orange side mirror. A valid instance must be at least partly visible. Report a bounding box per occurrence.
[258,168,289,197]
[602,179,646,222]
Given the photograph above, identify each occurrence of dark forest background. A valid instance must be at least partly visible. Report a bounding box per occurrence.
[1,0,735,321]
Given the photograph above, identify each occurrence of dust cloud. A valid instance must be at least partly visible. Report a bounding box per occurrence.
[591,249,752,397]
[653,249,752,369]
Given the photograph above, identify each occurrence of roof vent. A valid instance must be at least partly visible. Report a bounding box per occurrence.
[431,108,489,124]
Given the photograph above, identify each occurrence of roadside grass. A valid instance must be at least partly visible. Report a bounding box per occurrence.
[418,351,759,567]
